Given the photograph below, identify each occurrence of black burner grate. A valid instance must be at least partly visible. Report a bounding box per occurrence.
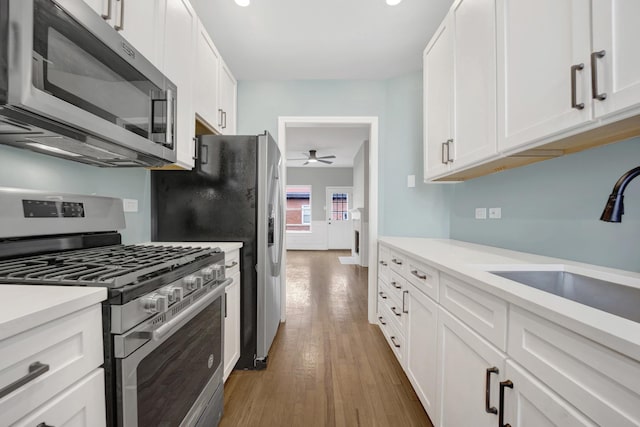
[0,245,218,288]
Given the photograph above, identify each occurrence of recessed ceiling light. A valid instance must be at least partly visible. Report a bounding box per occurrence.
[235,0,250,6]
[386,0,402,5]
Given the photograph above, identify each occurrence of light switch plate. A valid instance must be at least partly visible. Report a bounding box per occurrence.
[475,208,487,220]
[123,198,139,213]
[407,175,416,188]
[489,207,502,219]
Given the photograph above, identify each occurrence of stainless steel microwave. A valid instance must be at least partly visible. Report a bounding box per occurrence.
[0,0,177,167]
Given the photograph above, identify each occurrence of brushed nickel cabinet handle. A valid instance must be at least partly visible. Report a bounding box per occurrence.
[391,306,401,317]
[441,142,448,165]
[402,290,408,314]
[225,261,238,269]
[102,0,112,19]
[446,139,454,163]
[485,367,499,414]
[391,258,403,265]
[378,315,387,325]
[378,291,387,299]
[390,281,401,289]
[411,269,427,280]
[591,50,607,101]
[571,63,585,110]
[0,361,49,399]
[114,0,124,31]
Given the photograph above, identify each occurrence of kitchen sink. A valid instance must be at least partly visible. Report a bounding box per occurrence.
[489,269,640,323]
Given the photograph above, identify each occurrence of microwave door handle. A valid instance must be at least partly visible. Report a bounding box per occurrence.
[165,89,174,148]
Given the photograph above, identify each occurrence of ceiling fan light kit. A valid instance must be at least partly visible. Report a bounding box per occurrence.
[386,0,403,5]
[234,0,250,7]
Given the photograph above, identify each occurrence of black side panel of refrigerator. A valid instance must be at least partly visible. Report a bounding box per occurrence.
[151,135,259,369]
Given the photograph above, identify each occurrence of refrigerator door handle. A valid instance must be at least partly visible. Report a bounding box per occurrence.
[274,182,285,276]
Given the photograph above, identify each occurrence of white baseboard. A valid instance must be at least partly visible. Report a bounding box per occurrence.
[286,221,328,250]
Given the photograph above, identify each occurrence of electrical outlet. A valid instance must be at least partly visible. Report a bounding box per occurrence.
[123,198,139,213]
[475,208,487,220]
[407,175,416,188]
[489,207,502,219]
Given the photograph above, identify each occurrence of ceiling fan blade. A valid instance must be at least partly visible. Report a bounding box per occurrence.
[303,161,309,165]
[317,155,336,159]
[287,158,308,161]
[318,159,333,164]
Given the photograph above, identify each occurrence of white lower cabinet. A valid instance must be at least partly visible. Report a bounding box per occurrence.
[224,270,241,382]
[501,361,596,427]
[405,283,439,423]
[436,307,505,427]
[13,368,106,427]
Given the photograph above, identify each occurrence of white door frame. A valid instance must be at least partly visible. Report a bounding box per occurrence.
[325,186,353,250]
[277,116,379,324]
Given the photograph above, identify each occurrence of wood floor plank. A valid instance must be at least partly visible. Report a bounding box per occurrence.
[220,250,433,427]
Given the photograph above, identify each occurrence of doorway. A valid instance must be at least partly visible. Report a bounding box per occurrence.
[277,116,379,324]
[326,186,353,249]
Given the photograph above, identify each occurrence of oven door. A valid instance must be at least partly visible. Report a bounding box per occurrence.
[5,0,176,160]
[117,285,225,427]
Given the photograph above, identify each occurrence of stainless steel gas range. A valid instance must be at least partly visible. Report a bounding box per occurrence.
[0,188,229,427]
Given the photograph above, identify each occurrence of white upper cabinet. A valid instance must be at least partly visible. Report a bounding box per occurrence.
[195,18,221,133]
[83,0,165,68]
[219,60,238,135]
[497,0,593,152]
[163,0,197,169]
[423,16,454,180]
[591,0,640,119]
[450,0,497,169]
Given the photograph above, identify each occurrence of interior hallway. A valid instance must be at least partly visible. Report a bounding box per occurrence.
[220,250,433,427]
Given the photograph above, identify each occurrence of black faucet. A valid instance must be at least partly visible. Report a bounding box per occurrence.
[600,166,640,222]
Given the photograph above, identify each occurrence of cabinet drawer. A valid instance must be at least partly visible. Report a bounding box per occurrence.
[0,305,103,425]
[13,368,106,427]
[405,257,439,301]
[508,306,640,427]
[380,289,406,336]
[224,249,240,276]
[389,250,406,275]
[379,308,404,364]
[439,274,507,350]
[387,270,407,306]
[378,245,391,284]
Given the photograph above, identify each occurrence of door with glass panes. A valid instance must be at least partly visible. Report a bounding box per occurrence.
[326,187,352,249]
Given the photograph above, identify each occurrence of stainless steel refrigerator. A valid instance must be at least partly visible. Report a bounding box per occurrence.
[151,132,284,370]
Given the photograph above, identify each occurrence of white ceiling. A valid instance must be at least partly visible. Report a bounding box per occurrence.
[285,125,369,167]
[190,0,454,80]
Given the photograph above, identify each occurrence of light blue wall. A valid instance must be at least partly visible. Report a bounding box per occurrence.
[450,137,640,272]
[237,74,452,237]
[0,145,151,244]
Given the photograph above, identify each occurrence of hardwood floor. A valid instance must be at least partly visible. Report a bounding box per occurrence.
[220,250,433,427]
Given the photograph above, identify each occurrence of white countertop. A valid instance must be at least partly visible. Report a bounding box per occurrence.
[141,241,243,253]
[0,286,107,341]
[379,237,640,361]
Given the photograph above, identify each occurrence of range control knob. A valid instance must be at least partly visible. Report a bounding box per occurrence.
[159,285,184,303]
[202,264,223,281]
[184,275,204,291]
[140,293,168,314]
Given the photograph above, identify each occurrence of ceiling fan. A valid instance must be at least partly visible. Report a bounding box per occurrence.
[287,149,336,165]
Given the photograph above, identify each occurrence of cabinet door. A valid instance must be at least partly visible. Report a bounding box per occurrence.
[497,0,593,152]
[13,369,106,427]
[451,0,498,169]
[423,15,453,180]
[592,0,640,118]
[405,284,439,423]
[195,20,221,132]
[163,0,197,169]
[502,361,597,427]
[219,60,237,135]
[224,271,241,381]
[436,307,505,427]
[117,0,165,68]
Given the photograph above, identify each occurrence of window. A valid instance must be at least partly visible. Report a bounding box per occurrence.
[331,193,349,221]
[286,186,311,232]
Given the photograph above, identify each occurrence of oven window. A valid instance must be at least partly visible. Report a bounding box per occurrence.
[31,0,164,140]
[136,298,223,426]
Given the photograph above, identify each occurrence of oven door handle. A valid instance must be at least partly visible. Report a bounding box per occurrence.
[152,280,230,342]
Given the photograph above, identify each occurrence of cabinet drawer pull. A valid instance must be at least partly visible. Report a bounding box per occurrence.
[390,281,402,289]
[446,139,454,163]
[378,291,388,299]
[571,63,585,110]
[410,269,427,280]
[225,261,238,269]
[391,258,403,265]
[114,0,124,31]
[37,423,54,427]
[441,141,448,165]
[499,379,514,427]
[218,109,223,127]
[101,0,112,19]
[591,50,606,101]
[390,336,401,348]
[222,111,227,129]
[485,367,499,414]
[379,260,388,266]
[0,361,50,399]
[402,290,408,314]
[391,306,401,317]
[378,315,387,325]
